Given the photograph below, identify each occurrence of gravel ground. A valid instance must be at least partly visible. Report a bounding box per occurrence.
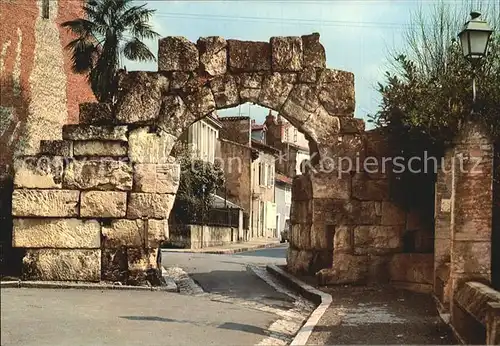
[307,285,456,345]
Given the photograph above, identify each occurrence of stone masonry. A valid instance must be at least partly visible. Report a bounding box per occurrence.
[12,104,177,284]
[11,33,358,283]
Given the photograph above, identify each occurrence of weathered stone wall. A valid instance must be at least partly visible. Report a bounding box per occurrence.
[219,116,251,146]
[169,224,239,249]
[217,138,252,213]
[452,281,500,344]
[289,129,436,286]
[11,104,177,283]
[1,0,94,276]
[11,33,357,282]
[434,148,454,309]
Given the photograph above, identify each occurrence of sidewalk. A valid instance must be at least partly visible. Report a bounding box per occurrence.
[307,285,456,345]
[161,239,282,254]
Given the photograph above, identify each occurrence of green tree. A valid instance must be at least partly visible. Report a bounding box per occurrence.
[61,0,159,102]
[371,1,499,209]
[373,1,499,149]
[171,153,225,225]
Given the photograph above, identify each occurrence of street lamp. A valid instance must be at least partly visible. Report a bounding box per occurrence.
[458,11,494,104]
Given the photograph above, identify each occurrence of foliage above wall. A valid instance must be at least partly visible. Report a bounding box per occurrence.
[371,1,500,156]
[61,0,158,102]
[370,1,499,210]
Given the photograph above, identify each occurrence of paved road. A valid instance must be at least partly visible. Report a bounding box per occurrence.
[1,244,312,346]
[1,288,279,346]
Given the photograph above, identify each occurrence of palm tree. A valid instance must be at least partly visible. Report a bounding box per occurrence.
[62,0,159,102]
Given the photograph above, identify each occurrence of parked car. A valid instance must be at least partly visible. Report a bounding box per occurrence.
[280,219,291,243]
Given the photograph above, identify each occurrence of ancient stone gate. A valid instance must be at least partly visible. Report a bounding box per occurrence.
[10,33,364,283]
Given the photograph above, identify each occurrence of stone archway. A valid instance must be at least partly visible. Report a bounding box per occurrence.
[10,33,365,283]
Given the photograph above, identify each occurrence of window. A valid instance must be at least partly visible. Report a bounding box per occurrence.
[42,0,49,19]
[258,162,264,186]
[293,129,298,143]
[268,164,274,187]
[285,187,291,205]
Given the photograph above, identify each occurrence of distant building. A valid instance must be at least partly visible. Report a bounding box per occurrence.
[251,140,278,239]
[274,173,292,239]
[174,113,222,164]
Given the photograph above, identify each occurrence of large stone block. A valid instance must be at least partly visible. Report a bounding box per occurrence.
[353,225,403,255]
[22,249,101,282]
[317,69,355,115]
[127,247,159,285]
[270,36,303,71]
[102,219,145,247]
[13,218,100,248]
[292,174,312,201]
[301,33,326,68]
[281,83,320,127]
[148,219,169,246]
[13,156,63,189]
[181,85,216,117]
[127,193,175,219]
[101,247,128,282]
[210,74,239,109]
[352,174,390,201]
[290,200,312,224]
[12,189,79,217]
[317,252,369,285]
[64,159,132,191]
[287,248,314,274]
[198,36,227,76]
[62,125,128,142]
[228,40,271,72]
[258,72,296,111]
[292,223,311,250]
[451,241,491,275]
[381,201,406,225]
[128,127,177,164]
[73,141,128,157]
[114,72,169,124]
[169,72,192,90]
[237,73,263,103]
[311,172,350,199]
[158,95,197,138]
[310,223,335,250]
[158,36,199,72]
[302,107,340,147]
[133,163,180,194]
[39,140,73,157]
[79,102,114,125]
[80,191,127,218]
[390,253,433,284]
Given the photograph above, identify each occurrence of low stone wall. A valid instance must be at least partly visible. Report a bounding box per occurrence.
[11,103,179,284]
[452,282,500,344]
[288,130,434,284]
[169,224,237,249]
[389,253,433,293]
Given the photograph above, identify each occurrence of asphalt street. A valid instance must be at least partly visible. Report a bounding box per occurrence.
[1,244,311,346]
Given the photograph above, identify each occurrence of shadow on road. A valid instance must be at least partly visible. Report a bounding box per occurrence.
[120,316,288,338]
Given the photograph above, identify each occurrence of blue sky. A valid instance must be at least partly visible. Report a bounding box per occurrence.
[126,0,491,126]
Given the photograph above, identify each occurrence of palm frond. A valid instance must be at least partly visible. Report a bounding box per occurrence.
[130,21,159,40]
[122,38,156,62]
[61,18,96,38]
[66,38,99,74]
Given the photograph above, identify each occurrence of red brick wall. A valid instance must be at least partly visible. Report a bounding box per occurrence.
[57,0,95,123]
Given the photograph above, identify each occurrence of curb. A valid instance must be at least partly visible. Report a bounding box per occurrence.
[1,278,178,293]
[162,242,282,255]
[266,264,332,346]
